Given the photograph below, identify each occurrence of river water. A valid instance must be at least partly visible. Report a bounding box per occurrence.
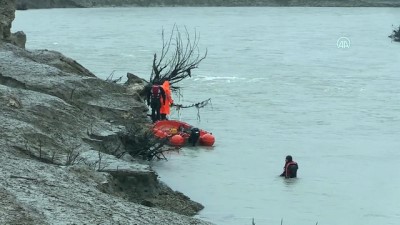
[13,7,400,225]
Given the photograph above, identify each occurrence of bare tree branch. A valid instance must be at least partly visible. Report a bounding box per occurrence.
[150,25,207,86]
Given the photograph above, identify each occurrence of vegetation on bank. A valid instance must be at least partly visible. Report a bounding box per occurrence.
[15,2,26,10]
[389,26,400,42]
[15,0,400,9]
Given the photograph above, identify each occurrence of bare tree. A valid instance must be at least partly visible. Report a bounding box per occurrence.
[150,25,207,85]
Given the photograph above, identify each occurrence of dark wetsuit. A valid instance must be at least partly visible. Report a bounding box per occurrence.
[146,85,166,123]
[188,127,200,146]
[280,161,298,178]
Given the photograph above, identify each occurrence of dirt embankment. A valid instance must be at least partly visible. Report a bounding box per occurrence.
[1,1,212,224]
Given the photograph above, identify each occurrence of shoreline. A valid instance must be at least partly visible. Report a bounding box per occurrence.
[79,5,400,7]
[0,42,214,224]
[1,0,213,224]
[14,0,400,10]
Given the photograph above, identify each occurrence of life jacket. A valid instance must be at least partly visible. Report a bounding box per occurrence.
[160,81,173,115]
[151,85,161,99]
[285,161,298,178]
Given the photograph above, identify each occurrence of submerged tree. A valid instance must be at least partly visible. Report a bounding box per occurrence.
[124,26,212,161]
[149,25,207,85]
[389,25,400,42]
[146,25,212,115]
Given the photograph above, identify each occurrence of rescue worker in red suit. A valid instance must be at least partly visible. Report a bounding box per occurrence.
[146,81,166,123]
[280,155,298,178]
[160,80,173,120]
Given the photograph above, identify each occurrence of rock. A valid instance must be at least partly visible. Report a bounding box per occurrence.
[125,72,148,100]
[0,0,16,42]
[1,0,27,48]
[0,153,213,225]
[0,26,212,225]
[126,72,147,85]
[10,30,26,48]
[0,186,49,225]
[0,2,213,224]
[141,200,155,207]
[0,42,213,224]
[8,47,96,77]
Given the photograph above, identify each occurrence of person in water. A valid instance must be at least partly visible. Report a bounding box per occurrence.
[146,81,166,123]
[280,155,298,178]
[188,127,201,146]
[160,80,173,120]
[177,125,201,146]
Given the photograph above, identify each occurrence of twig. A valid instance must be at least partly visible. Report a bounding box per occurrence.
[106,70,116,81]
[173,98,212,121]
[172,98,211,109]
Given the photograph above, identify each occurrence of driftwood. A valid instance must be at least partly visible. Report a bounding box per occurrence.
[171,98,211,109]
[172,98,212,121]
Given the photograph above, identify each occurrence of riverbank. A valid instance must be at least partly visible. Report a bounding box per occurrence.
[14,0,400,9]
[0,1,213,224]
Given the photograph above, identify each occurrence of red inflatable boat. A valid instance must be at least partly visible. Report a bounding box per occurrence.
[152,120,215,147]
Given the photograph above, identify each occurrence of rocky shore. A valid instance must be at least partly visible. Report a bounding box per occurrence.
[0,1,213,224]
[15,0,400,9]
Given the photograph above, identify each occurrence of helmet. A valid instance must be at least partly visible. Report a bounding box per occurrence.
[286,155,293,161]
